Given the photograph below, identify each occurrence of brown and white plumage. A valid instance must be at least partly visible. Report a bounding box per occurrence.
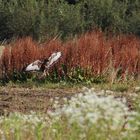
[25,52,62,75]
[45,52,61,69]
[25,60,43,71]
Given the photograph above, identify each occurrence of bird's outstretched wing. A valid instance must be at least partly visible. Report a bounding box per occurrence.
[25,52,61,72]
[46,52,61,69]
[25,60,42,71]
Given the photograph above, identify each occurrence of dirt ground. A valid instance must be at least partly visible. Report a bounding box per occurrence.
[0,86,137,115]
[0,87,79,115]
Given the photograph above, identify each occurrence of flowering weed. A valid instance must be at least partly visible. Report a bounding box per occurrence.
[0,89,140,140]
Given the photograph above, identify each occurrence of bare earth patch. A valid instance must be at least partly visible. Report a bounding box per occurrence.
[0,87,138,115]
[0,87,79,115]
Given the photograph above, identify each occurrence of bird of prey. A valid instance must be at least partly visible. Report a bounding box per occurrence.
[25,52,62,77]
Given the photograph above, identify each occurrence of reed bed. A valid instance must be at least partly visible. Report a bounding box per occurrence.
[0,31,140,82]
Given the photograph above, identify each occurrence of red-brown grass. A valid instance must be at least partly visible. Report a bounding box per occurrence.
[0,31,140,81]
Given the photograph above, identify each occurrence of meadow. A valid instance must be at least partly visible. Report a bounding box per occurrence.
[0,88,140,140]
[0,31,140,140]
[0,0,140,139]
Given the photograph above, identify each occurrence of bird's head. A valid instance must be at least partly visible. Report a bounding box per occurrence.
[43,58,49,64]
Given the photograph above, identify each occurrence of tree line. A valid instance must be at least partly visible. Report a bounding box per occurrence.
[0,0,139,41]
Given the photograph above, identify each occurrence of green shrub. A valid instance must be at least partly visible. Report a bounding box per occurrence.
[0,0,46,40]
[0,0,139,41]
[45,0,84,40]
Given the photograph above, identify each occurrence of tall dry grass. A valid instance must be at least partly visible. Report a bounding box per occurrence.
[0,31,140,81]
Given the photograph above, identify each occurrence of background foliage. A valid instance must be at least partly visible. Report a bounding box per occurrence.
[0,0,139,41]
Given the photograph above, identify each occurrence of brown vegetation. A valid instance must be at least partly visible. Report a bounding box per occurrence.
[0,31,140,81]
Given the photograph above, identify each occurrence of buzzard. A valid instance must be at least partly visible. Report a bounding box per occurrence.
[25,52,61,77]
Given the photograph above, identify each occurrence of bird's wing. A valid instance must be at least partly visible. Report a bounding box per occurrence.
[25,60,42,71]
[46,52,61,69]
